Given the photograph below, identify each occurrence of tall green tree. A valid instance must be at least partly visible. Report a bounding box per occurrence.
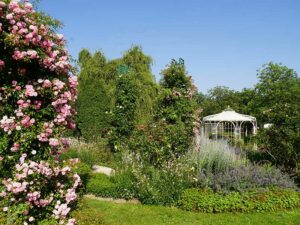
[77,46,159,142]
[122,46,159,125]
[110,74,139,148]
[252,63,300,173]
[77,50,113,141]
[158,59,197,125]
[124,59,198,166]
[154,59,198,158]
[199,86,240,117]
[109,46,159,148]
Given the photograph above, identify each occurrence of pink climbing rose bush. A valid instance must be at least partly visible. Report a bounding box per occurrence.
[0,0,80,224]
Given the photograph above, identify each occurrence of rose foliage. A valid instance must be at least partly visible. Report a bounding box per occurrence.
[0,1,80,224]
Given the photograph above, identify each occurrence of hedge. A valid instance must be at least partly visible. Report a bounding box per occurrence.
[178,188,300,213]
[86,174,118,198]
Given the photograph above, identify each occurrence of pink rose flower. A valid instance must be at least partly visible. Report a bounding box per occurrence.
[49,138,59,147]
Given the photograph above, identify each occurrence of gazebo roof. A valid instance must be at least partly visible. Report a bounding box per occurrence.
[203,107,256,122]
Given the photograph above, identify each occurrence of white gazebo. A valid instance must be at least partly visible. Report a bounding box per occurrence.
[202,106,257,140]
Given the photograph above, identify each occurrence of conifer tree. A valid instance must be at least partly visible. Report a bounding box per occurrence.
[77,50,113,141]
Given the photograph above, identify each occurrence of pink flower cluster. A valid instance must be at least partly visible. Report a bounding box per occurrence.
[13,49,38,60]
[49,138,59,147]
[0,0,70,74]
[1,154,81,223]
[0,1,80,224]
[2,179,28,194]
[10,143,20,152]
[37,122,54,142]
[0,76,77,154]
[0,116,19,135]
[25,85,37,97]
[21,115,35,128]
[0,114,36,134]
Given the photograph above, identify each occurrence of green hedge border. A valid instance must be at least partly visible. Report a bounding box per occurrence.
[178,188,300,213]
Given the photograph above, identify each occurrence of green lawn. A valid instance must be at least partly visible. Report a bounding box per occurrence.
[83,198,300,225]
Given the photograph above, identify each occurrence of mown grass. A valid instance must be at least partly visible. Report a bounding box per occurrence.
[82,198,300,225]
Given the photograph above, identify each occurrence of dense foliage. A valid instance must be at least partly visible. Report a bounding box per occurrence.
[197,86,241,117]
[60,139,116,168]
[1,0,299,223]
[179,188,300,213]
[197,164,295,193]
[85,158,194,206]
[197,63,300,175]
[75,57,300,210]
[77,50,112,141]
[123,59,199,166]
[158,59,197,126]
[110,74,139,147]
[77,46,158,143]
[0,1,80,224]
[193,136,244,173]
[109,47,159,149]
[121,46,158,125]
[253,63,300,174]
[86,174,118,198]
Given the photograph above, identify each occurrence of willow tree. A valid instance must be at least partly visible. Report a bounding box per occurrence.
[122,46,159,125]
[126,59,199,165]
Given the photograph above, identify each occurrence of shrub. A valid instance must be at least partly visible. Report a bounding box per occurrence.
[196,164,296,193]
[126,120,194,167]
[86,174,117,198]
[85,171,138,200]
[112,170,137,200]
[153,59,198,160]
[190,138,295,192]
[257,126,300,174]
[245,148,273,164]
[61,147,96,167]
[108,46,159,150]
[191,137,245,173]
[61,138,117,168]
[121,152,195,206]
[0,1,79,224]
[86,151,195,205]
[72,162,92,188]
[178,188,300,213]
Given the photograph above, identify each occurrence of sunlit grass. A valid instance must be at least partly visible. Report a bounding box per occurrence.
[79,198,300,225]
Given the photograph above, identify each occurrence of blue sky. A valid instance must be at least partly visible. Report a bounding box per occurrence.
[39,0,300,93]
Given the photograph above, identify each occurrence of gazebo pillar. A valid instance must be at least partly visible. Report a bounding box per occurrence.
[234,122,239,138]
[252,121,257,135]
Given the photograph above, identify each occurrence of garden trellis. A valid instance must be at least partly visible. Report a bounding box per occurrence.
[118,64,132,76]
[202,106,257,140]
